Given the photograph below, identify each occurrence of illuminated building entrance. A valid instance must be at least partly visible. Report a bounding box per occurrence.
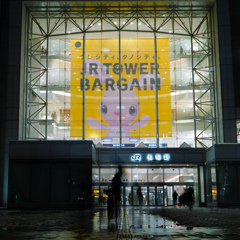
[93,169,195,207]
[92,147,204,207]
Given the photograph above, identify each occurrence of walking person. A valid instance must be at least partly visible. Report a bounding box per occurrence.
[137,186,143,206]
[106,188,114,228]
[187,187,194,210]
[173,190,178,206]
[112,165,123,225]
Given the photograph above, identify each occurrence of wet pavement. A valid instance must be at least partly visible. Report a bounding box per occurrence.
[0,207,240,239]
[117,208,240,239]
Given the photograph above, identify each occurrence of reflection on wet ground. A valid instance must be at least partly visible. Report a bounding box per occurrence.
[1,207,240,239]
[118,208,240,239]
[0,209,116,240]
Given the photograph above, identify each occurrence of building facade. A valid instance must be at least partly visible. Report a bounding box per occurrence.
[1,0,240,208]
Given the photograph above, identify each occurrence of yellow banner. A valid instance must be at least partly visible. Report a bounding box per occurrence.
[71,38,172,138]
[71,1,168,11]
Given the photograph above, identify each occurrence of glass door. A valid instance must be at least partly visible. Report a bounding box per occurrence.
[133,186,139,205]
[121,186,123,205]
[141,187,148,205]
[166,185,174,206]
[92,186,99,206]
[133,186,148,205]
[149,187,156,205]
[174,185,186,206]
[125,187,132,205]
[157,186,164,206]
[100,186,108,206]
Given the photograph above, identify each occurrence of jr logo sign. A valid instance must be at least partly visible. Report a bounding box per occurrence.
[131,154,142,162]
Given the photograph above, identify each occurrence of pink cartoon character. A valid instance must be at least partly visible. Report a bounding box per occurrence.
[82,60,162,138]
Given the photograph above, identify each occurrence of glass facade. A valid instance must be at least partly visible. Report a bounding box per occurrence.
[93,167,194,183]
[23,2,216,148]
[93,167,195,206]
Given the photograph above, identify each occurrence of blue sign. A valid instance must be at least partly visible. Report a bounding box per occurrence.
[129,138,139,143]
[145,143,168,148]
[159,143,168,147]
[75,41,82,48]
[103,138,113,142]
[103,144,135,147]
[146,143,157,147]
[113,144,120,147]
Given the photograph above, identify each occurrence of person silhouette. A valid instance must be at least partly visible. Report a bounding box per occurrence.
[187,187,194,210]
[106,188,114,228]
[137,186,143,205]
[112,165,122,202]
[173,190,178,206]
[112,165,122,223]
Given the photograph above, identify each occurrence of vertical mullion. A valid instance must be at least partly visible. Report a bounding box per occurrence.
[25,13,30,139]
[45,13,50,139]
[190,9,196,147]
[154,5,159,148]
[209,10,217,145]
[154,5,158,148]
[154,32,159,148]
[45,35,49,139]
[83,15,86,140]
[28,16,33,138]
[191,37,196,147]
[119,6,122,147]
[119,31,122,147]
[64,31,66,139]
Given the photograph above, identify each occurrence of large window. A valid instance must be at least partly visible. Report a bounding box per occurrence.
[148,168,163,182]
[100,168,115,183]
[164,168,180,182]
[93,167,194,183]
[180,168,194,182]
[92,168,99,183]
[23,2,216,148]
[132,168,147,182]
